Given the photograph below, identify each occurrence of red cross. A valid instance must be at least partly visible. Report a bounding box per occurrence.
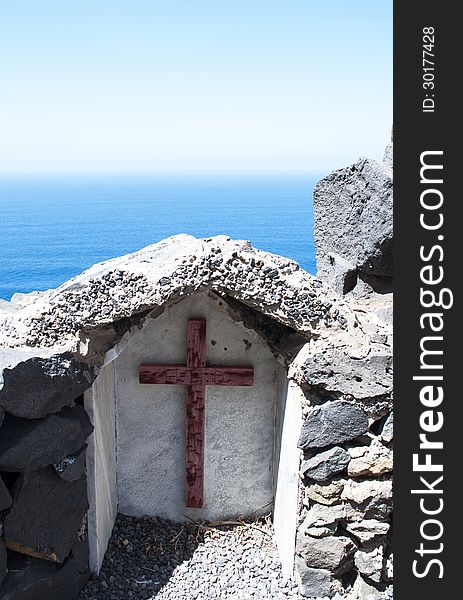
[139,318,254,508]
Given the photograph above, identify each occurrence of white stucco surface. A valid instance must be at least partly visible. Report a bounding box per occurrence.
[84,361,118,573]
[273,381,304,579]
[114,292,279,522]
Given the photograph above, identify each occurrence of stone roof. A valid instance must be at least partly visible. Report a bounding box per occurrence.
[0,235,346,351]
[0,234,392,420]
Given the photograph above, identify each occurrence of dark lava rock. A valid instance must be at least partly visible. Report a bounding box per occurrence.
[0,541,6,588]
[0,476,12,511]
[0,354,95,419]
[314,152,393,294]
[3,467,88,563]
[0,406,93,472]
[54,446,87,482]
[298,400,369,450]
[0,407,4,428]
[0,536,89,600]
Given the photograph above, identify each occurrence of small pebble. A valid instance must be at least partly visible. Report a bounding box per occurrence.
[79,513,392,600]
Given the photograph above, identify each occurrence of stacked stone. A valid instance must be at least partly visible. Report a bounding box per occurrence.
[0,379,93,598]
[296,134,394,598]
[294,399,393,598]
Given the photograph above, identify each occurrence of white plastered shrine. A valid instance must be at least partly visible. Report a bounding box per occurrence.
[84,292,302,577]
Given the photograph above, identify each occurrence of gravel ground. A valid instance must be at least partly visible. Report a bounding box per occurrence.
[79,514,392,600]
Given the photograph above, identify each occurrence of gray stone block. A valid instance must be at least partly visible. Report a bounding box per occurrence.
[301,446,350,481]
[295,555,335,597]
[345,519,390,544]
[298,348,393,401]
[304,479,345,506]
[380,411,393,443]
[296,533,355,575]
[355,543,385,583]
[314,151,393,294]
[298,400,369,450]
[342,479,393,520]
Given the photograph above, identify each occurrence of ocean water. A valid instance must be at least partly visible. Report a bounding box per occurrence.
[0,174,319,301]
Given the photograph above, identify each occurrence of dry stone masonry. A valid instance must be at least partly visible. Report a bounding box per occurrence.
[0,140,392,599]
[293,137,393,599]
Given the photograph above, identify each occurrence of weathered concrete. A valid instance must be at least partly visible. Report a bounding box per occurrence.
[273,381,303,579]
[83,290,310,572]
[0,235,341,355]
[114,292,280,522]
[84,360,117,574]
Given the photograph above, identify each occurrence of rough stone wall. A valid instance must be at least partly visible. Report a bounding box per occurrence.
[292,137,394,598]
[290,301,393,598]
[0,402,92,597]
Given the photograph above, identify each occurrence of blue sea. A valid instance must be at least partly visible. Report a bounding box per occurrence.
[0,174,319,301]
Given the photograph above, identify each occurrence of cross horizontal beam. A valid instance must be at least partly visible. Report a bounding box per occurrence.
[139,365,254,386]
[139,318,254,508]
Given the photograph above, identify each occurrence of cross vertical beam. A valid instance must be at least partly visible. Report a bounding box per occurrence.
[139,318,254,509]
[185,319,206,507]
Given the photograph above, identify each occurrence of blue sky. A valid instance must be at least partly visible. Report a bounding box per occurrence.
[0,1,392,174]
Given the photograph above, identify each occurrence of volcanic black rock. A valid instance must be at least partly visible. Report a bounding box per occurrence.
[0,354,95,419]
[0,476,12,511]
[314,151,393,294]
[54,446,87,482]
[3,467,88,563]
[298,400,369,450]
[0,536,89,600]
[0,541,6,588]
[0,407,93,472]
